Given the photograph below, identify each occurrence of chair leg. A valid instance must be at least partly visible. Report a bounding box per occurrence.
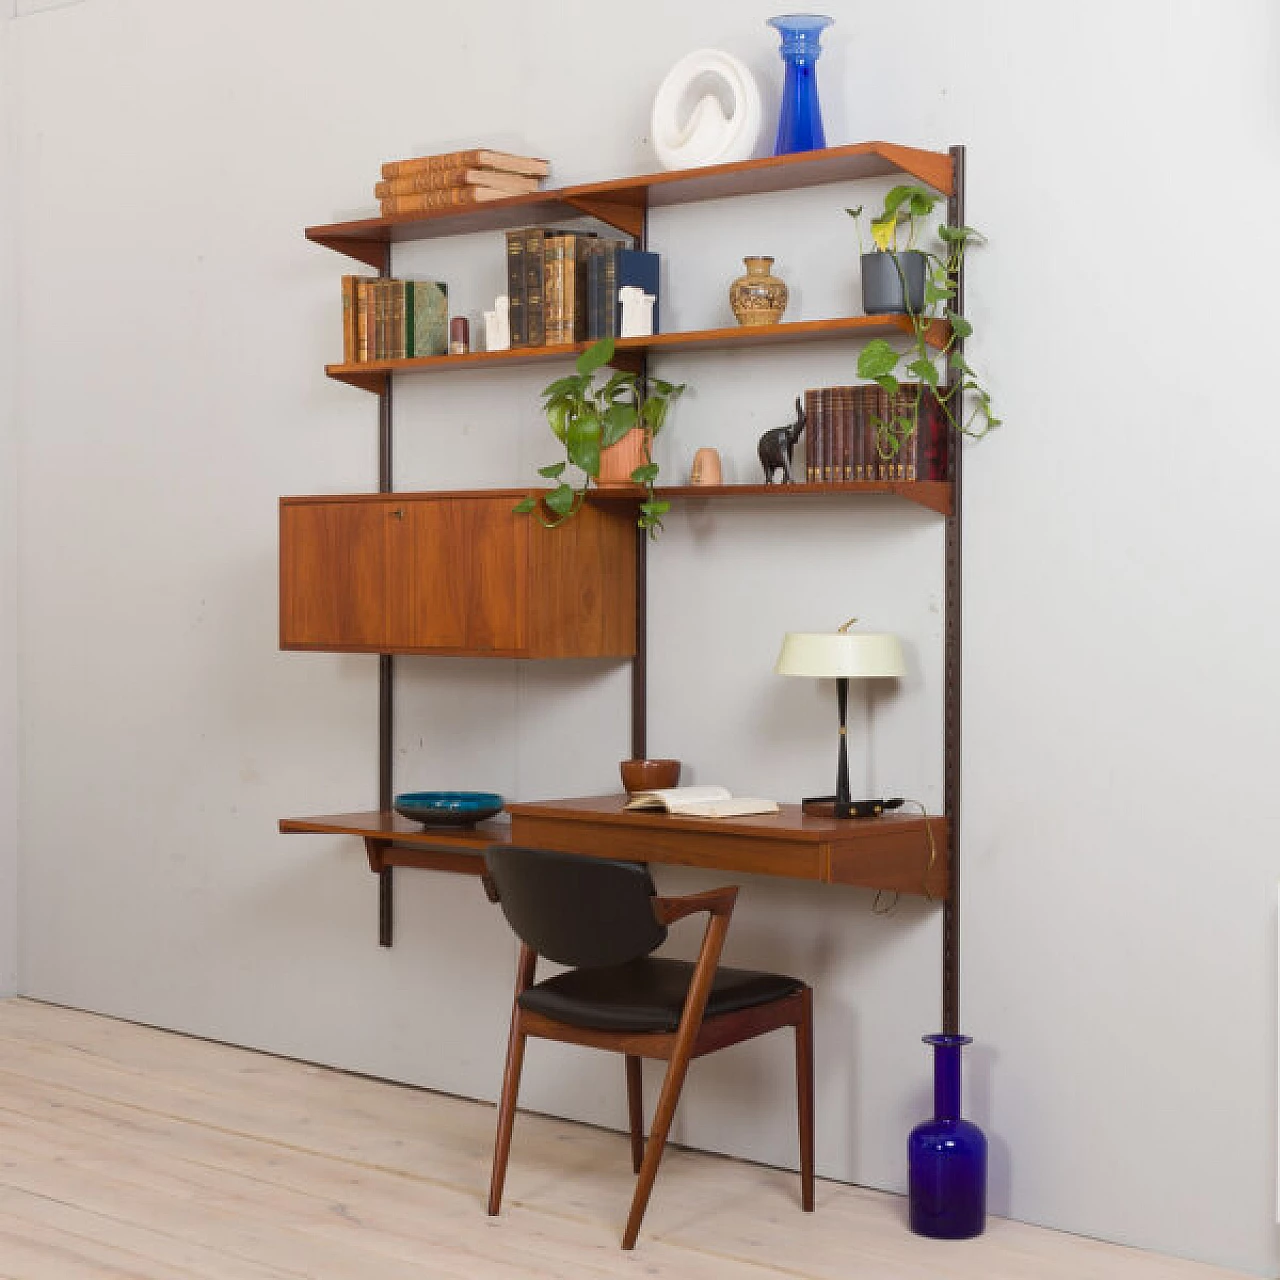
[625,1055,645,1174]
[621,1041,696,1249]
[489,1012,529,1217]
[796,986,815,1212]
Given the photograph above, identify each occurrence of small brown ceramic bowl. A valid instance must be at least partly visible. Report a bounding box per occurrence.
[620,758,681,794]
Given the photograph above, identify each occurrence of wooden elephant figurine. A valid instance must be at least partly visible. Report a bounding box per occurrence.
[758,397,806,483]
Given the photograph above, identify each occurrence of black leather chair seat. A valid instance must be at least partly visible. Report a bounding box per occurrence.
[519,955,804,1033]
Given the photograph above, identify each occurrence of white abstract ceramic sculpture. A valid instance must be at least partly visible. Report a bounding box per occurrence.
[618,286,656,338]
[483,295,511,352]
[650,49,762,171]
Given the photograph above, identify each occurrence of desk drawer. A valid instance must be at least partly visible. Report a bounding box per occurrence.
[826,819,949,898]
[509,814,824,881]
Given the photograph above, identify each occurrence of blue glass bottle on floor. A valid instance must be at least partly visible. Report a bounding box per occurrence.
[767,14,834,155]
[908,1033,987,1238]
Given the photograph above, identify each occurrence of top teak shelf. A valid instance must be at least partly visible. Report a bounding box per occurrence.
[306,142,955,269]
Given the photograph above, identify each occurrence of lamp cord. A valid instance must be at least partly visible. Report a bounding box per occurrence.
[870,798,938,915]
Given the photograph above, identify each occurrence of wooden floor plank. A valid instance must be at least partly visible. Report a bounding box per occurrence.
[0,1193,297,1280]
[0,999,1249,1280]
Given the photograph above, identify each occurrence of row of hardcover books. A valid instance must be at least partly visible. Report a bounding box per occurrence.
[375,147,549,218]
[340,277,448,363]
[803,385,950,483]
[504,228,658,348]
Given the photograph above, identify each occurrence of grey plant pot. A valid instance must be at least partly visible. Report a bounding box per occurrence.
[861,250,926,315]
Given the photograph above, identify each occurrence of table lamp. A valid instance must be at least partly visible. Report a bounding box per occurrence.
[775,619,905,818]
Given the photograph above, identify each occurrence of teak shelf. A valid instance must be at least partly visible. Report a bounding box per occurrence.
[588,480,953,518]
[286,140,966,1033]
[323,315,952,393]
[306,141,954,269]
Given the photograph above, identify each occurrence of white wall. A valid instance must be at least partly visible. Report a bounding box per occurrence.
[9,1,1280,1274]
[0,11,18,998]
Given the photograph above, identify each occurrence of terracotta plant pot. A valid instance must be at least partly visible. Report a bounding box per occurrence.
[598,426,649,487]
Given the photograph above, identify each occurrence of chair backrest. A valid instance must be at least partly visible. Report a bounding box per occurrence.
[484,845,667,968]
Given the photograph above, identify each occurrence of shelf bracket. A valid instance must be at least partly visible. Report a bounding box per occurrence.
[306,232,391,272]
[364,839,395,947]
[327,365,391,395]
[871,142,955,197]
[560,195,646,239]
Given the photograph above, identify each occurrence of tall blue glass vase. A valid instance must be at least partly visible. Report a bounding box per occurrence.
[908,1034,987,1239]
[767,14,834,155]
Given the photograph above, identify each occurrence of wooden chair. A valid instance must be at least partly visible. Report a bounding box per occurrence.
[482,843,814,1250]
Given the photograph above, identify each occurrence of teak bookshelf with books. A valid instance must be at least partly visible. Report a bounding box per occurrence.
[323,314,952,391]
[284,140,968,1036]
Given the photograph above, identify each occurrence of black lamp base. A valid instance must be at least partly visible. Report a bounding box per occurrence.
[802,795,905,820]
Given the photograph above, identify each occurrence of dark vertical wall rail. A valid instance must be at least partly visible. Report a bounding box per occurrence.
[942,143,965,1034]
[376,248,396,946]
[630,205,650,761]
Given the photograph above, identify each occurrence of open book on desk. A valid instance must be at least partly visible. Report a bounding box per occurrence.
[623,785,780,819]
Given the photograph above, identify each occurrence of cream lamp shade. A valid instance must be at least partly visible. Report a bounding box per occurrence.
[775,630,905,679]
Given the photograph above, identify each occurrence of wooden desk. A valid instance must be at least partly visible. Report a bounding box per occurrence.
[506,796,947,899]
[281,797,946,946]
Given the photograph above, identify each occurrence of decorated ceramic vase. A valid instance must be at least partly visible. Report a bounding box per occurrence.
[730,256,788,326]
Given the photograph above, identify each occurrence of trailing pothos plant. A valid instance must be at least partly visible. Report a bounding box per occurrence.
[515,337,686,538]
[847,184,1000,461]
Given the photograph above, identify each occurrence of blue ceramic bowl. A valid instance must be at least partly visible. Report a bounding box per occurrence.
[393,790,504,827]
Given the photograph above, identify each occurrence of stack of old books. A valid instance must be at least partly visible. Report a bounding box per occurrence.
[375,147,550,216]
[803,384,951,483]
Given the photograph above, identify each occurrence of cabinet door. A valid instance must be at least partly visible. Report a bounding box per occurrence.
[459,499,526,654]
[280,500,397,650]
[394,499,471,651]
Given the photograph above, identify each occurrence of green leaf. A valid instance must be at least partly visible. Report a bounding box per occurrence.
[512,497,537,514]
[858,339,901,379]
[882,184,914,216]
[950,354,975,375]
[600,402,637,449]
[640,397,671,434]
[602,371,635,400]
[576,337,614,377]
[872,373,901,395]
[546,402,570,444]
[537,461,566,479]
[630,462,659,485]
[541,375,583,401]
[947,312,973,339]
[566,410,601,476]
[906,190,937,218]
[544,483,576,517]
[906,358,940,388]
[639,498,670,535]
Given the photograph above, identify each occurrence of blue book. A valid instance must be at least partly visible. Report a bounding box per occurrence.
[615,248,660,335]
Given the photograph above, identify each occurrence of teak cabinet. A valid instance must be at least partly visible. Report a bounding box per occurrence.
[280,491,636,658]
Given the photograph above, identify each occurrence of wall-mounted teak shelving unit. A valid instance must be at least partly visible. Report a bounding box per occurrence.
[281,140,967,1035]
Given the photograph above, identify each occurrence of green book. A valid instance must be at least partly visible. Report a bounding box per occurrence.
[405,280,448,357]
